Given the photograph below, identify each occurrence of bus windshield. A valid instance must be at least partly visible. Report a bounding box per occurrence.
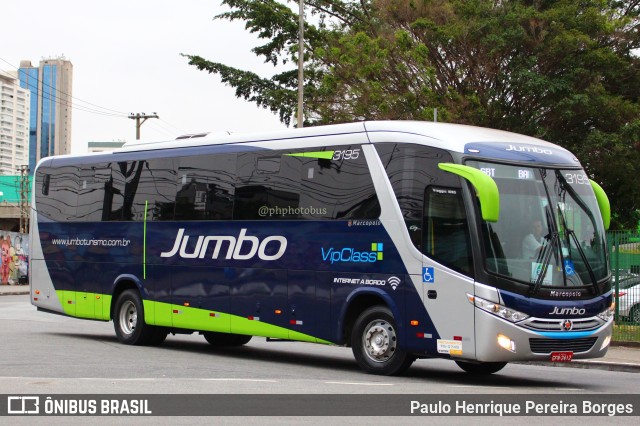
[467,161,609,292]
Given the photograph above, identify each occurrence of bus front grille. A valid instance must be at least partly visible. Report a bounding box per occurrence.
[521,317,603,332]
[529,337,598,354]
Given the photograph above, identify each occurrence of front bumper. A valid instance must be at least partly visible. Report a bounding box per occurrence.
[471,310,613,363]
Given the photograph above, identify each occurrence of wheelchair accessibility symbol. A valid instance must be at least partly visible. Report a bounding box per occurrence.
[423,267,435,283]
[564,260,575,276]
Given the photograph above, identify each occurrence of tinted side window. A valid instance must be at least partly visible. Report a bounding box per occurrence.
[76,164,110,222]
[300,146,380,219]
[35,166,79,221]
[375,143,456,250]
[424,186,473,275]
[234,152,301,220]
[175,154,236,220]
[102,162,126,221]
[130,159,177,221]
[234,146,380,221]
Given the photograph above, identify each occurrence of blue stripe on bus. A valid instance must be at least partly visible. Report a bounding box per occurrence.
[499,289,612,318]
[534,330,597,339]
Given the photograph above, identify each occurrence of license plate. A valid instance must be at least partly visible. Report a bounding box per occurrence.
[550,351,574,362]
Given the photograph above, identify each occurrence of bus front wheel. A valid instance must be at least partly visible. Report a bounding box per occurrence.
[113,289,166,346]
[351,306,415,376]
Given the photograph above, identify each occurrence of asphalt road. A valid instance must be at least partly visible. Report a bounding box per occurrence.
[1,294,638,424]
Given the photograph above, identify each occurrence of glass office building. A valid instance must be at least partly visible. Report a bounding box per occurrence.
[18,58,73,173]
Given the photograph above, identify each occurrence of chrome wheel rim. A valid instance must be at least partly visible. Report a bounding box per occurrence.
[119,300,137,335]
[362,319,397,363]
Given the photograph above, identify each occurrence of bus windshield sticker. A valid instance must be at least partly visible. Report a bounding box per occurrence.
[531,262,552,285]
[563,259,576,276]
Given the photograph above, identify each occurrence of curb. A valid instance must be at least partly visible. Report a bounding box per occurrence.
[611,341,640,349]
[520,359,640,373]
[0,286,29,296]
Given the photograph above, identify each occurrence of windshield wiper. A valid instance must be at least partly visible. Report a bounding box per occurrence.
[530,206,559,295]
[530,233,557,295]
[566,229,599,295]
[555,173,600,294]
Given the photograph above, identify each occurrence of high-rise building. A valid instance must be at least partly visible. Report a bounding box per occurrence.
[0,70,30,175]
[18,58,73,173]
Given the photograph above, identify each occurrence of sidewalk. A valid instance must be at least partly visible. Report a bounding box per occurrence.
[0,283,29,296]
[1,284,638,372]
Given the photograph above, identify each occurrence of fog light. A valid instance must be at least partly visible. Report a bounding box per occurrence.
[497,334,516,352]
[600,335,611,351]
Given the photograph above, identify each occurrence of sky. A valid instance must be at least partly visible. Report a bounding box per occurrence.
[1,0,288,154]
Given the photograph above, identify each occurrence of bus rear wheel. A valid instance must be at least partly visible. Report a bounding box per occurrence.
[455,360,507,375]
[351,306,415,376]
[113,289,166,346]
[202,332,252,346]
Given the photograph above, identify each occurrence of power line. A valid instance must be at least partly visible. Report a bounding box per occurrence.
[159,118,187,134]
[0,57,130,118]
[146,121,180,139]
[1,57,188,140]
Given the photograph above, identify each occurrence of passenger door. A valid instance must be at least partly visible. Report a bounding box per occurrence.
[422,184,476,359]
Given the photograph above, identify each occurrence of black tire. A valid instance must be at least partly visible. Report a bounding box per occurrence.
[202,331,252,346]
[455,360,508,375]
[351,306,415,376]
[630,305,640,325]
[113,289,164,346]
[147,327,169,346]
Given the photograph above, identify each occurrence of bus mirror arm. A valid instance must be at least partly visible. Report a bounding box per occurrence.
[438,163,500,223]
[589,180,610,230]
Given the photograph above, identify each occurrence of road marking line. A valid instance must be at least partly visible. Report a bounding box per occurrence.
[200,378,278,382]
[0,377,278,382]
[325,381,393,386]
[450,385,509,389]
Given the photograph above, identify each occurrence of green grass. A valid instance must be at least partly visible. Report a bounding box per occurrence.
[613,322,640,343]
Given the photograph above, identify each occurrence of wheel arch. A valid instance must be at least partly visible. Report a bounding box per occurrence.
[338,288,403,347]
[109,274,144,321]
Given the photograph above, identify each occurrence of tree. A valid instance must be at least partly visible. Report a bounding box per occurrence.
[184,0,640,228]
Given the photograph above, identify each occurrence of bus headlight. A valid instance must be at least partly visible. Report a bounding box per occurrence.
[597,302,615,322]
[467,294,529,323]
[497,334,516,352]
[600,334,611,351]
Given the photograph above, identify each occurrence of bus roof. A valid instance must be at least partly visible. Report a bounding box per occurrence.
[118,120,561,154]
[38,121,576,170]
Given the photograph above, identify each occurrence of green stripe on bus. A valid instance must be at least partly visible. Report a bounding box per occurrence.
[143,200,148,279]
[56,290,328,344]
[56,290,112,321]
[285,151,334,160]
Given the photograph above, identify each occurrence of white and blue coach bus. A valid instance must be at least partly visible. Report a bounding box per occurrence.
[30,121,613,375]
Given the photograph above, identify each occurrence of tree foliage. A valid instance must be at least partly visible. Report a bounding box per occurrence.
[184,0,640,228]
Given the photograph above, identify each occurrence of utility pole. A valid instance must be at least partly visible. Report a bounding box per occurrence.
[16,165,29,234]
[128,112,159,140]
[297,0,304,128]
